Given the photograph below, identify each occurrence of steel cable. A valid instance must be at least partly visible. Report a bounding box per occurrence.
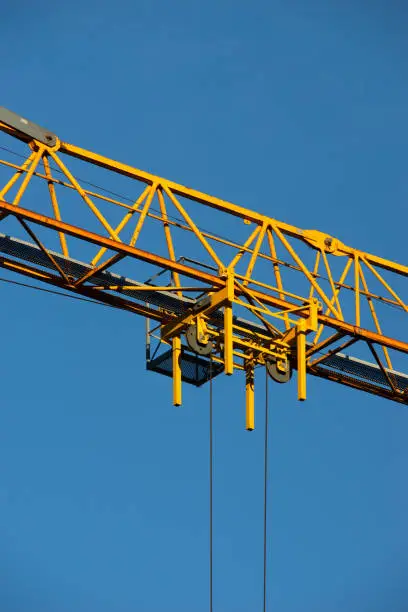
[263,371,269,612]
[209,356,214,612]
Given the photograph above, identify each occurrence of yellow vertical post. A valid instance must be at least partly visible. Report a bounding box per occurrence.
[224,305,233,375]
[245,361,255,431]
[297,319,307,401]
[224,269,234,376]
[308,298,319,332]
[354,254,360,327]
[173,336,182,406]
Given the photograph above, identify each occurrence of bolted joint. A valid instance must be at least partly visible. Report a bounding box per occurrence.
[0,106,58,148]
[218,266,228,278]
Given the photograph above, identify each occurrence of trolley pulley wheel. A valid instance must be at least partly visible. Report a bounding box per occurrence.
[185,324,213,356]
[266,357,292,383]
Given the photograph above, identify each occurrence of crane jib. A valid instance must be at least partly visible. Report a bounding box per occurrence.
[0,106,407,424]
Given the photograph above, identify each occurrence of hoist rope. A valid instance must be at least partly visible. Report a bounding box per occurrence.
[263,372,270,612]
[209,356,214,612]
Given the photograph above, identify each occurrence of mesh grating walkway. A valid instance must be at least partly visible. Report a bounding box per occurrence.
[147,347,224,386]
[314,353,408,393]
[0,232,407,395]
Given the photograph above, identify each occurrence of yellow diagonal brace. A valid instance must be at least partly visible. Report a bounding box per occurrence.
[228,225,261,269]
[234,279,281,337]
[129,183,157,246]
[56,139,408,279]
[312,257,352,346]
[362,257,408,313]
[242,222,267,286]
[42,154,69,257]
[13,146,45,207]
[267,228,290,330]
[309,251,321,300]
[272,224,340,320]
[321,249,343,320]
[157,188,181,292]
[49,151,121,242]
[91,185,151,266]
[163,183,225,272]
[0,151,36,200]
[359,265,393,370]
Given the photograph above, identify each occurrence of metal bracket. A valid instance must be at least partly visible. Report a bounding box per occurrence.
[0,107,57,147]
[301,229,346,256]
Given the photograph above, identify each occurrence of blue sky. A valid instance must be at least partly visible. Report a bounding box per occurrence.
[1,1,408,610]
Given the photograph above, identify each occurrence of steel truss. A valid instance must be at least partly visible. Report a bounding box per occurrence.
[0,106,407,428]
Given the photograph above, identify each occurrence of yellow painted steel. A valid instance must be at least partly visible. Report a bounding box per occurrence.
[163,184,225,272]
[266,228,290,330]
[272,224,340,319]
[18,217,70,284]
[321,249,343,320]
[228,226,261,269]
[224,270,235,376]
[13,146,44,207]
[0,112,407,421]
[297,319,307,401]
[224,304,233,376]
[157,188,181,292]
[308,251,321,300]
[49,150,122,242]
[57,138,408,277]
[243,223,267,286]
[312,257,353,346]
[0,151,36,200]
[172,336,182,407]
[358,265,393,370]
[362,257,408,314]
[0,194,405,354]
[245,361,255,431]
[42,155,69,258]
[129,183,158,247]
[91,185,151,266]
[354,254,360,327]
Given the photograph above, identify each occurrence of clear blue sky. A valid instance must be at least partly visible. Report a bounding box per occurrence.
[1,1,408,610]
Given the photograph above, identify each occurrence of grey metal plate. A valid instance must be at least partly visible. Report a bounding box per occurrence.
[0,107,57,147]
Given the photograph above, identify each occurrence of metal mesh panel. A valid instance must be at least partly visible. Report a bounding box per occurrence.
[316,353,408,392]
[0,234,291,334]
[2,233,408,395]
[0,233,193,315]
[147,348,223,387]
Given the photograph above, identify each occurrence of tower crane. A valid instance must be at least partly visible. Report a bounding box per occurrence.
[0,106,407,429]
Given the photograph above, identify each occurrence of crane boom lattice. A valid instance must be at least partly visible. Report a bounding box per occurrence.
[0,106,407,428]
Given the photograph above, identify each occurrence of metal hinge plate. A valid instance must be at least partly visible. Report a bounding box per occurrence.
[0,107,57,147]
